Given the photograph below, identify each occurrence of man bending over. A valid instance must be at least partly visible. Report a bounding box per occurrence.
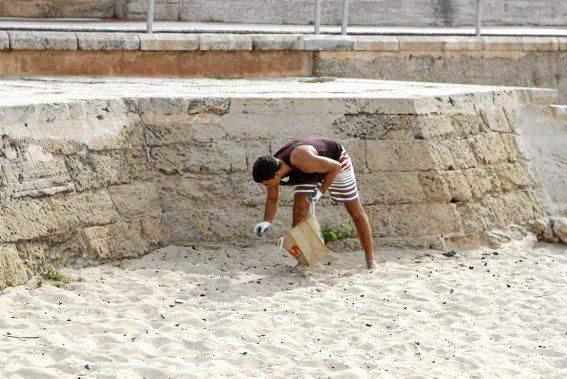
[252,138,377,269]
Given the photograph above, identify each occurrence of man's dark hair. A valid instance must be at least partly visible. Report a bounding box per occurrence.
[252,156,280,183]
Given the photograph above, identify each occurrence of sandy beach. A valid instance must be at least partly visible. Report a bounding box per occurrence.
[0,236,565,378]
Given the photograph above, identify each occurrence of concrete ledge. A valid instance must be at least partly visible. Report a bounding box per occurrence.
[77,32,140,51]
[0,32,8,50]
[354,36,399,51]
[252,34,304,50]
[303,35,355,51]
[139,33,198,51]
[522,37,559,52]
[482,37,523,51]
[198,34,253,51]
[0,32,565,53]
[398,36,444,51]
[8,31,77,50]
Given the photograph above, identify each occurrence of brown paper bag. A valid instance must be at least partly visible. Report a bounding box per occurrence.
[280,205,329,266]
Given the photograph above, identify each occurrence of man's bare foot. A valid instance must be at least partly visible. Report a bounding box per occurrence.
[366,260,378,269]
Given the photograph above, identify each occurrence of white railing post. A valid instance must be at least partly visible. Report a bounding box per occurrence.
[147,0,155,34]
[341,0,349,35]
[475,0,483,37]
[314,0,321,35]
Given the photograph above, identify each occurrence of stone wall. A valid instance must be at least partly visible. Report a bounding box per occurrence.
[0,83,550,289]
[3,0,564,26]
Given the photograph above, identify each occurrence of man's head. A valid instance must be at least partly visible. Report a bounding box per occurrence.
[252,156,280,186]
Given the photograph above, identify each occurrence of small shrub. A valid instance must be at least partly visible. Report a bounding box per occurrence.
[43,266,71,288]
[321,224,353,244]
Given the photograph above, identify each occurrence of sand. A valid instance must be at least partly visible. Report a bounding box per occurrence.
[0,236,566,378]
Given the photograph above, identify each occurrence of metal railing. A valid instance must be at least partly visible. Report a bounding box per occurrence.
[145,0,484,36]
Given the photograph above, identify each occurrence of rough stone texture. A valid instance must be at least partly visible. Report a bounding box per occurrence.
[303,36,355,51]
[534,217,559,243]
[108,182,162,220]
[252,35,303,51]
[553,217,567,244]
[0,32,8,50]
[139,33,198,51]
[355,36,399,51]
[77,33,140,51]
[0,78,554,289]
[65,151,132,191]
[8,31,77,50]
[0,245,28,290]
[198,34,252,51]
[1,0,114,18]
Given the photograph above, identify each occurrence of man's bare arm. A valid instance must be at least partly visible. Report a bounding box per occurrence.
[263,184,280,222]
[290,146,341,194]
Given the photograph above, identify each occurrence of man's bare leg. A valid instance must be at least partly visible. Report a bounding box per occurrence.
[343,198,377,269]
[292,193,310,227]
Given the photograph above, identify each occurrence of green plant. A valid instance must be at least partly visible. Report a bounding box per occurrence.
[321,223,353,244]
[43,266,71,288]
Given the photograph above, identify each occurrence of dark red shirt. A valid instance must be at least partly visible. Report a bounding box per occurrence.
[274,138,342,186]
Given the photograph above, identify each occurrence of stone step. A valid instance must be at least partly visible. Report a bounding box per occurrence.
[550,105,567,120]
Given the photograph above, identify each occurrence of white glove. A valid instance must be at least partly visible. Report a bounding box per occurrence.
[308,189,323,204]
[254,221,272,237]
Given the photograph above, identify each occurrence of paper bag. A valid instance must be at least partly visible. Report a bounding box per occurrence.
[280,205,329,266]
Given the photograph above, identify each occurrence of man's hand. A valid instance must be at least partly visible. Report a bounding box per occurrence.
[254,221,272,236]
[308,189,323,204]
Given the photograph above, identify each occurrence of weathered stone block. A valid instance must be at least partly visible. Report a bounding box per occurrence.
[108,182,162,220]
[150,142,246,175]
[456,202,494,234]
[82,220,159,262]
[464,167,501,199]
[49,189,120,228]
[522,37,559,52]
[443,171,473,202]
[483,37,523,51]
[0,245,28,290]
[359,205,390,237]
[354,36,399,51]
[140,216,170,248]
[398,36,444,51]
[144,113,226,146]
[125,146,152,181]
[188,98,231,115]
[333,114,414,140]
[303,36,355,51]
[16,231,84,272]
[357,172,425,204]
[2,158,75,199]
[389,203,462,237]
[165,206,261,244]
[480,108,512,133]
[499,134,521,162]
[0,32,8,50]
[418,171,451,203]
[442,36,483,51]
[426,141,455,171]
[0,199,59,242]
[481,191,541,228]
[468,133,509,165]
[451,114,484,136]
[411,115,454,139]
[65,151,132,191]
[366,141,437,171]
[77,32,140,50]
[139,33,198,51]
[493,163,531,192]
[198,34,252,50]
[8,31,77,50]
[341,139,367,173]
[138,97,188,124]
[443,139,478,169]
[252,34,303,50]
